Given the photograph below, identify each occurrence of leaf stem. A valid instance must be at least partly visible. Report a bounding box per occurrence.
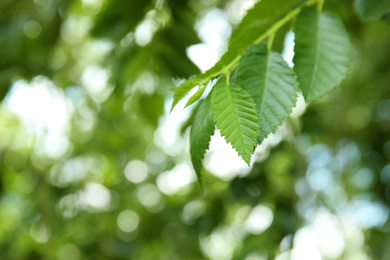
[267,33,275,51]
[214,0,318,82]
[317,0,325,12]
[193,0,320,98]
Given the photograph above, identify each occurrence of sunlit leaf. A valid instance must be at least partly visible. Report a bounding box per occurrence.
[185,85,206,108]
[236,44,298,143]
[211,79,260,165]
[170,77,202,111]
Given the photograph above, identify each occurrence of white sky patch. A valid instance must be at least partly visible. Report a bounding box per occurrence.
[205,130,252,180]
[135,19,158,46]
[345,199,389,229]
[290,92,307,118]
[292,227,321,260]
[313,210,345,258]
[5,76,73,158]
[245,205,274,234]
[6,77,71,135]
[187,9,231,72]
[225,0,257,25]
[81,64,112,103]
[125,160,149,184]
[155,93,192,157]
[201,226,237,260]
[282,31,295,67]
[81,182,111,211]
[157,163,196,195]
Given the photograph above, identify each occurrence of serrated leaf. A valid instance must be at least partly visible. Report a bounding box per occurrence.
[355,0,390,21]
[293,7,352,102]
[194,0,309,94]
[236,44,299,143]
[190,96,215,186]
[185,86,206,108]
[211,79,260,165]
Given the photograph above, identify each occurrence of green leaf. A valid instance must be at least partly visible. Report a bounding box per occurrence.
[211,0,305,79]
[211,79,260,165]
[355,0,390,21]
[236,44,299,143]
[293,7,352,102]
[170,77,202,111]
[190,96,215,186]
[231,0,302,39]
[185,85,206,108]
[171,71,219,112]
[179,0,310,103]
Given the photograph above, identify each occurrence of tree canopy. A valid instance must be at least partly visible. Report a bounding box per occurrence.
[1,0,390,259]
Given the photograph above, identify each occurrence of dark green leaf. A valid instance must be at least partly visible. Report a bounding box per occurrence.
[236,44,299,143]
[190,96,215,185]
[355,0,390,21]
[293,7,352,102]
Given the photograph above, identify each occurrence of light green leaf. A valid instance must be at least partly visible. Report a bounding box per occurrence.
[170,77,202,112]
[355,0,390,21]
[293,7,352,102]
[190,96,215,185]
[211,79,260,165]
[171,70,220,112]
[236,44,299,143]
[185,85,206,108]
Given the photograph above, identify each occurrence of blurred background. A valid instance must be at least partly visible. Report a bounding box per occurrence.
[0,0,390,259]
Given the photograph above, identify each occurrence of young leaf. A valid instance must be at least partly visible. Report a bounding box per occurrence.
[171,69,220,112]
[236,44,299,143]
[293,6,352,102]
[185,85,206,108]
[211,79,260,165]
[171,77,202,112]
[190,96,215,185]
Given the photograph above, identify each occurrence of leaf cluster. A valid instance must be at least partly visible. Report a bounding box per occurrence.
[172,0,355,184]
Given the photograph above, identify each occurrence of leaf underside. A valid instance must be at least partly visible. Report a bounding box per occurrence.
[236,44,299,143]
[293,7,352,102]
[190,96,215,186]
[211,79,260,165]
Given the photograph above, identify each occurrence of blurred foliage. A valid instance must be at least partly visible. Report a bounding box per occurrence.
[0,0,390,259]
